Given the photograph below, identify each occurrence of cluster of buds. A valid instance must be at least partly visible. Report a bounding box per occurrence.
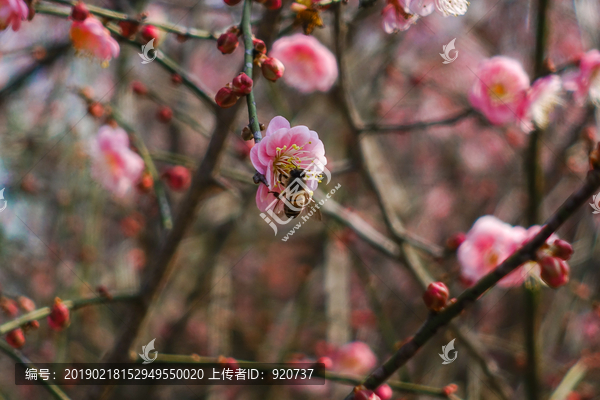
[217,26,240,54]
[536,239,573,289]
[2,296,39,349]
[162,165,191,192]
[251,39,285,82]
[223,0,281,9]
[215,73,254,108]
[423,282,450,312]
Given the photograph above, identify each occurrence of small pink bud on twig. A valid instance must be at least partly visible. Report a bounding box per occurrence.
[215,86,239,108]
[231,73,253,96]
[156,106,173,123]
[48,298,70,331]
[423,282,450,312]
[261,57,285,81]
[70,2,90,21]
[445,232,466,251]
[6,328,25,349]
[253,38,267,55]
[224,0,243,5]
[551,239,574,260]
[539,256,570,288]
[162,166,191,192]
[141,25,160,43]
[217,31,239,54]
[131,81,148,96]
[374,384,393,400]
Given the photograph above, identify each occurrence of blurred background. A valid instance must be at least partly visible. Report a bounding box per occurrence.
[1,0,600,398]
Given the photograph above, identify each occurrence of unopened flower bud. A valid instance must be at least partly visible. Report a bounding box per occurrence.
[1,298,18,317]
[6,328,25,349]
[70,2,89,21]
[156,106,173,123]
[264,0,282,10]
[88,102,104,118]
[162,166,191,191]
[316,356,333,369]
[551,239,574,261]
[259,123,265,131]
[48,298,70,331]
[232,73,253,96]
[18,296,36,313]
[445,232,466,251]
[131,81,147,96]
[136,170,154,193]
[261,57,285,82]
[353,386,380,400]
[374,384,392,400]
[217,356,239,370]
[141,25,160,43]
[442,384,458,396]
[241,126,253,141]
[171,73,183,85]
[224,0,243,5]
[217,31,239,54]
[25,320,40,331]
[253,38,267,54]
[291,2,308,12]
[215,86,239,108]
[539,256,570,288]
[423,282,449,312]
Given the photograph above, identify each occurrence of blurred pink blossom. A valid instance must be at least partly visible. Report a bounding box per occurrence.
[70,16,120,62]
[90,125,145,198]
[333,341,377,376]
[270,34,338,93]
[250,116,326,212]
[564,49,600,105]
[0,0,28,31]
[518,75,562,131]
[381,0,419,33]
[468,56,530,126]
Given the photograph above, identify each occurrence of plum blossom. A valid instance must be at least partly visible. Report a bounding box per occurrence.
[332,341,377,376]
[250,116,326,212]
[269,34,338,93]
[381,0,419,33]
[435,0,470,16]
[0,0,28,31]
[469,56,530,126]
[70,16,120,63]
[90,125,145,198]
[564,49,600,105]
[518,75,562,132]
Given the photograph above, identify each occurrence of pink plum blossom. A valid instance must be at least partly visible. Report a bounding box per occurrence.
[518,75,562,132]
[0,0,28,31]
[333,341,377,376]
[90,125,145,198]
[468,56,530,126]
[381,0,419,33]
[250,116,327,212]
[269,34,338,93]
[70,16,120,63]
[564,49,600,105]
[457,216,529,288]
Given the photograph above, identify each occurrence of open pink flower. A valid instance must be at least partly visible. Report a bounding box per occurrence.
[564,49,600,105]
[458,216,529,288]
[0,0,28,31]
[381,0,419,33]
[468,56,530,126]
[90,125,145,198]
[518,75,562,132]
[270,34,338,93]
[333,341,378,376]
[70,16,120,63]
[250,116,326,212]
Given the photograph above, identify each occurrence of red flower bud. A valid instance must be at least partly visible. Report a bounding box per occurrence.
[131,81,148,96]
[374,384,392,400]
[442,384,458,395]
[156,106,173,123]
[136,170,154,193]
[253,38,267,54]
[48,298,70,331]
[141,25,160,43]
[445,232,466,251]
[217,356,239,370]
[353,388,380,400]
[162,166,191,191]
[6,328,25,349]
[18,296,36,313]
[217,32,239,54]
[119,20,140,38]
[88,102,104,118]
[264,0,282,10]
[120,214,144,237]
[423,282,449,312]
[261,57,285,82]
[1,298,19,317]
[171,73,183,85]
[215,86,239,108]
[539,256,570,288]
[70,2,89,21]
[316,356,333,369]
[224,0,243,5]
[231,73,253,96]
[551,239,574,261]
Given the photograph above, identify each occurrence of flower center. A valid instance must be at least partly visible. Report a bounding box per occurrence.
[273,142,319,188]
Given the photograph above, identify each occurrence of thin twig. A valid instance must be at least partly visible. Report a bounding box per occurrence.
[241,0,263,143]
[343,167,600,398]
[359,109,475,134]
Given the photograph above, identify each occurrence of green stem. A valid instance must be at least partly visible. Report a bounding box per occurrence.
[241,0,262,143]
[0,340,71,400]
